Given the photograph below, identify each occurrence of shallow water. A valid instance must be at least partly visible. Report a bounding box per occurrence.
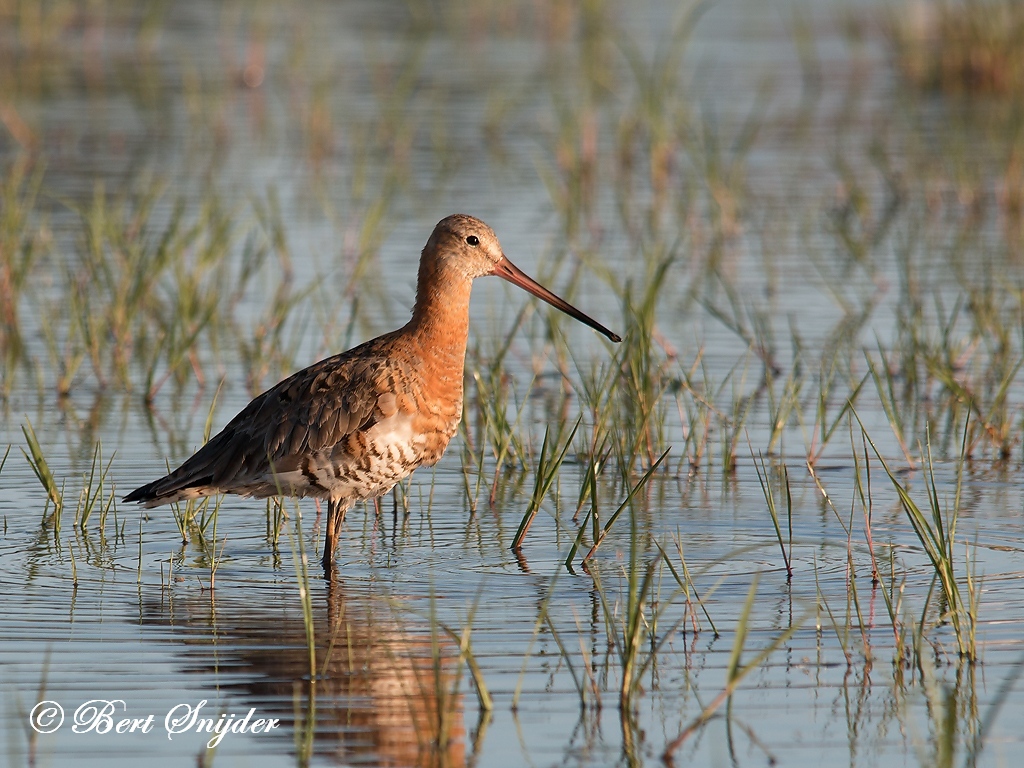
[2,0,1024,766]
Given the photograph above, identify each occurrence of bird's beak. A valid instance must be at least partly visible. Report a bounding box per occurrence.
[490,255,622,343]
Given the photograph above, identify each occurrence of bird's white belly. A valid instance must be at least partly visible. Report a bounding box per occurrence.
[264,412,429,501]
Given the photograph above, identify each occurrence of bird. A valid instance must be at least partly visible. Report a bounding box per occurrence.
[124,214,621,572]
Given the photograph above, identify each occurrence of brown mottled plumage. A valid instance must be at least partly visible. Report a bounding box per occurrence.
[124,214,621,571]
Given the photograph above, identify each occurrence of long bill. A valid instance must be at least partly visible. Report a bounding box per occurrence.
[491,255,622,343]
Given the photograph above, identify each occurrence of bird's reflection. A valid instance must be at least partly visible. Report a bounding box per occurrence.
[143,581,465,767]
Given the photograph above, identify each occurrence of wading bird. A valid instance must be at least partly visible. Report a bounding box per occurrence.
[125,214,621,571]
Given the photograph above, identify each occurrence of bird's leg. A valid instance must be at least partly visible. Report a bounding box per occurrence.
[333,502,347,544]
[322,499,337,572]
[322,499,347,573]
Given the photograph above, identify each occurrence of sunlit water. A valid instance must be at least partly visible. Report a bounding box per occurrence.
[2,0,1024,765]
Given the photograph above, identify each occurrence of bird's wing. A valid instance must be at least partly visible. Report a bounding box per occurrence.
[126,338,417,506]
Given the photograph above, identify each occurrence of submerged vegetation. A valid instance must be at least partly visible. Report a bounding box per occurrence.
[1,0,1024,765]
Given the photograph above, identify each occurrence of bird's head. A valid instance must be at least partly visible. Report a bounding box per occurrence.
[422,214,621,343]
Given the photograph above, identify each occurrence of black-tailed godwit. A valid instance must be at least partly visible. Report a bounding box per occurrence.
[125,214,620,570]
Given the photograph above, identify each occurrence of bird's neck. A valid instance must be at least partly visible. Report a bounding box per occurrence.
[407,259,473,374]
[403,259,474,444]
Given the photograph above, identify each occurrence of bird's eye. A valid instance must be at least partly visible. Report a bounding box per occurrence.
[466,235,479,246]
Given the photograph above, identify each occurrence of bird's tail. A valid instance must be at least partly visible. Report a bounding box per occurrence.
[122,472,215,508]
[123,439,225,508]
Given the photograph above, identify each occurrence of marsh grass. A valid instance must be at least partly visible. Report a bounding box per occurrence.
[806,363,867,465]
[21,419,62,515]
[662,575,808,762]
[536,600,595,709]
[668,354,730,474]
[69,181,181,388]
[423,591,459,758]
[265,498,286,548]
[463,320,534,508]
[169,495,220,547]
[291,680,316,768]
[656,533,719,636]
[434,606,493,713]
[813,553,855,667]
[594,558,652,709]
[18,648,54,768]
[0,158,47,396]
[886,0,1024,94]
[286,505,317,679]
[204,523,227,592]
[511,415,581,550]
[527,536,689,716]
[71,442,116,533]
[879,547,911,669]
[861,419,979,661]
[567,447,669,567]
[752,451,793,579]
[851,430,881,584]
[0,170,331,403]
[512,572,561,713]
[861,348,912,463]
[569,457,692,711]
[611,251,677,467]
